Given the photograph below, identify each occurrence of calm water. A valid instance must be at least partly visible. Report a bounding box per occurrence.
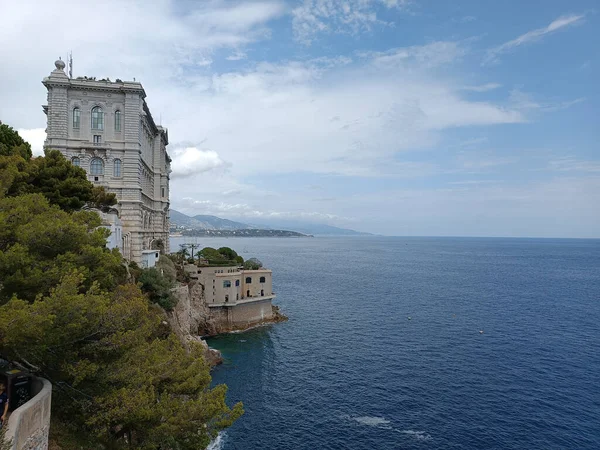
[173,236,600,449]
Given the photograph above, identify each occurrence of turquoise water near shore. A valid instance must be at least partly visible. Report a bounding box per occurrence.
[172,236,600,449]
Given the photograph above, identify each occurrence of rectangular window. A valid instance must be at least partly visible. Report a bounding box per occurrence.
[93,135,101,144]
[223,280,231,288]
[73,108,80,129]
[115,111,122,132]
[161,187,165,197]
[91,107,104,130]
[113,159,122,177]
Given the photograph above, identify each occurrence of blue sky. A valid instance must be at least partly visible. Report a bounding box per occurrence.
[1,0,598,237]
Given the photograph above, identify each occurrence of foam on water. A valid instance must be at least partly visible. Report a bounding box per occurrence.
[397,430,433,441]
[352,416,392,428]
[206,432,226,450]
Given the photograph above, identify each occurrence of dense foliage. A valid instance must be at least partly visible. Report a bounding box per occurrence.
[197,247,243,266]
[243,258,263,270]
[0,125,243,448]
[0,193,126,303]
[0,123,31,159]
[138,267,178,310]
[0,123,116,212]
[0,276,242,449]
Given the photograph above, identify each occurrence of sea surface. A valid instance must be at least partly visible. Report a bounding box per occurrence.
[171,236,600,450]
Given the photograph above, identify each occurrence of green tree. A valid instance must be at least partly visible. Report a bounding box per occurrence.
[200,247,225,262]
[0,194,126,303]
[155,255,177,284]
[0,122,32,159]
[0,275,242,449]
[243,258,263,270]
[217,247,238,261]
[0,122,243,447]
[6,149,116,212]
[138,267,178,310]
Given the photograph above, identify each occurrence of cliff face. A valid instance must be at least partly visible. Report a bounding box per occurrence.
[166,279,288,365]
[167,282,223,365]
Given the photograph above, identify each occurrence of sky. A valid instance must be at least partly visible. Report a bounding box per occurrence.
[1,0,598,237]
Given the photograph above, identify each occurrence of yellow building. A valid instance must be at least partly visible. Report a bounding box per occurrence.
[185,265,276,329]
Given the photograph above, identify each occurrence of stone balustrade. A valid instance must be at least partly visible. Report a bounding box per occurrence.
[4,378,51,450]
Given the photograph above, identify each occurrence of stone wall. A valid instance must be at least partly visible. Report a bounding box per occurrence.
[5,378,52,450]
[230,298,274,326]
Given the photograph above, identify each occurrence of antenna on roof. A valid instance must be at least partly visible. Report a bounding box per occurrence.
[68,51,73,79]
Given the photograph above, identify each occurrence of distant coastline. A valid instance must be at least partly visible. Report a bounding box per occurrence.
[172,229,313,238]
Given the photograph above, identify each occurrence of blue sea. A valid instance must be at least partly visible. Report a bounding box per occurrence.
[172,236,600,450]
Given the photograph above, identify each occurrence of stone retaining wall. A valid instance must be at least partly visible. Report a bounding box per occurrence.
[4,378,51,450]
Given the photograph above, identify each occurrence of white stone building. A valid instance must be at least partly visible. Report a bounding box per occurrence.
[42,59,170,263]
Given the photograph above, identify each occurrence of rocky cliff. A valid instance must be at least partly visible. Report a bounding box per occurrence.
[167,282,223,365]
[165,280,288,365]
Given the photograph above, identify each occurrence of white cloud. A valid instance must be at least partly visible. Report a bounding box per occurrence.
[509,89,585,112]
[170,147,226,178]
[545,157,600,173]
[292,0,409,44]
[339,177,600,237]
[17,128,45,156]
[159,55,523,179]
[226,51,248,61]
[176,197,346,222]
[4,0,591,236]
[0,0,285,128]
[361,41,466,68]
[484,14,585,65]
[461,83,502,92]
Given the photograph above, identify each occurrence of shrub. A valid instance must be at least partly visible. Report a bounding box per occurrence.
[243,258,263,270]
[156,255,177,283]
[138,267,177,310]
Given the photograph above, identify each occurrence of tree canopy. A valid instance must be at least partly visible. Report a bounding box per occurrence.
[0,275,242,449]
[0,193,126,303]
[244,258,263,270]
[0,122,32,159]
[198,247,244,266]
[0,126,116,211]
[0,123,243,448]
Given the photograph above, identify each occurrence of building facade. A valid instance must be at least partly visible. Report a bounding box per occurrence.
[185,264,276,327]
[42,59,170,263]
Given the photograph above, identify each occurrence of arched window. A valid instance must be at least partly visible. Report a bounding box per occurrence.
[91,106,104,130]
[71,156,80,167]
[260,276,266,283]
[90,157,104,175]
[113,159,122,177]
[245,277,252,284]
[114,110,122,132]
[73,108,80,129]
[235,280,240,287]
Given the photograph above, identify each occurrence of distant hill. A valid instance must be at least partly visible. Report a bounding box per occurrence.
[170,211,251,230]
[170,210,371,236]
[249,220,372,236]
[182,229,309,238]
